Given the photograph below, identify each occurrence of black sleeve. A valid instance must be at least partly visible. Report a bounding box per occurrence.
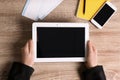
[83,66,106,80]
[8,62,34,80]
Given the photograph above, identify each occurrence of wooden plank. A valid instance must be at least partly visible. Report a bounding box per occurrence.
[0,0,120,80]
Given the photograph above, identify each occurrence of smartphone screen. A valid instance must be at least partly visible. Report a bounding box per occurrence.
[93,3,115,26]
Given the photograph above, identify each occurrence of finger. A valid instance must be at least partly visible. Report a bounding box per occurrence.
[92,44,98,54]
[23,41,29,54]
[92,44,98,61]
[28,39,34,54]
[87,41,93,60]
[87,41,93,54]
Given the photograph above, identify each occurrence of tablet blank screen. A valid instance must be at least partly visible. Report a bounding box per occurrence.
[37,27,85,58]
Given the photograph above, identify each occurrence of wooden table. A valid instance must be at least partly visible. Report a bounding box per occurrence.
[0,0,120,80]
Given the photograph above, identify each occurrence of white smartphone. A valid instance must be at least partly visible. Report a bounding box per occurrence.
[91,1,117,29]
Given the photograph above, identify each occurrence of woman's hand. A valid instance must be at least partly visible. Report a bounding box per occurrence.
[86,41,98,68]
[21,40,34,67]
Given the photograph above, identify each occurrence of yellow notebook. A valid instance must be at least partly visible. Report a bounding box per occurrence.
[76,0,110,20]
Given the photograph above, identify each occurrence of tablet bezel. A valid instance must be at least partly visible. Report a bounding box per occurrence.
[32,22,89,62]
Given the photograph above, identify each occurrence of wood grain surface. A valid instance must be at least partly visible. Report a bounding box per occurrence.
[0,0,120,80]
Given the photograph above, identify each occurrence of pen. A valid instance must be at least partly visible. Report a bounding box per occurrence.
[83,0,86,14]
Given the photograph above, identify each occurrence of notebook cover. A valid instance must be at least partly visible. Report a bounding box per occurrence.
[76,0,110,20]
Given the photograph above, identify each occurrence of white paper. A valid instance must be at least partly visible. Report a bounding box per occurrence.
[38,0,63,20]
[22,0,63,21]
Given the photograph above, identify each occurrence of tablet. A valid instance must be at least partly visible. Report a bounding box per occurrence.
[32,23,89,62]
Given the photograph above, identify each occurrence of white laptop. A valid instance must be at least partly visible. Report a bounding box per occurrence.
[32,22,89,62]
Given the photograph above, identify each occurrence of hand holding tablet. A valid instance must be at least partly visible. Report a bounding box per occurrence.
[32,23,89,62]
[21,40,98,68]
